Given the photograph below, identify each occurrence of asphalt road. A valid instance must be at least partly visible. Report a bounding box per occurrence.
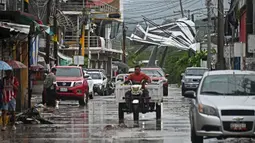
[0,86,255,143]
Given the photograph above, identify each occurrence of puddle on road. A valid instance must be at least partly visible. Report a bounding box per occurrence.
[5,95,255,143]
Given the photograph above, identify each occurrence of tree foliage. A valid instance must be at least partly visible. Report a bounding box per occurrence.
[127,46,210,84]
[164,50,209,84]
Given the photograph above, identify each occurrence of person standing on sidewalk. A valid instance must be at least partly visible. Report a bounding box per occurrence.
[43,68,59,108]
[1,70,19,131]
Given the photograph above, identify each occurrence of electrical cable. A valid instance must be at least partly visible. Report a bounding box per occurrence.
[124,2,177,12]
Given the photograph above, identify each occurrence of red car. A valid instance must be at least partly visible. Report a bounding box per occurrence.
[140,68,169,96]
[55,66,89,105]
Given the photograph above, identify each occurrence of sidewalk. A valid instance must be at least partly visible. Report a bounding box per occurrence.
[31,81,44,106]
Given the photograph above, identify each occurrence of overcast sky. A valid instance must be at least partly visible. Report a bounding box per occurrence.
[123,0,206,25]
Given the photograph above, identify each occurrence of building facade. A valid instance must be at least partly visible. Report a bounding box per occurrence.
[59,0,123,76]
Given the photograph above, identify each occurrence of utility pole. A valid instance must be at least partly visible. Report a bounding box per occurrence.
[24,0,28,12]
[230,26,235,69]
[217,0,225,70]
[87,10,91,68]
[122,22,126,63]
[79,0,85,56]
[246,0,253,70]
[24,0,32,108]
[53,0,59,65]
[191,14,195,22]
[206,0,212,70]
[179,0,184,17]
[79,0,87,59]
[46,0,52,69]
[173,10,190,19]
[187,10,191,19]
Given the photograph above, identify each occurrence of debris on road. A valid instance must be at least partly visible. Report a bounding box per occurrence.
[16,104,53,124]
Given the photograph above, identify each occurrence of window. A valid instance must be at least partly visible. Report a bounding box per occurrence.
[201,74,255,95]
[56,68,81,77]
[186,69,208,76]
[141,69,163,77]
[88,72,101,79]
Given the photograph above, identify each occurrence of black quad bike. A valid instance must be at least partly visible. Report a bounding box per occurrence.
[118,80,162,124]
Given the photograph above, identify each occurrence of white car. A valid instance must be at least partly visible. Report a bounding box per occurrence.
[87,71,107,96]
[185,70,255,143]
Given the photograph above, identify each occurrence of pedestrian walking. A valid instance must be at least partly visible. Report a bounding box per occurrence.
[1,70,19,131]
[43,68,59,108]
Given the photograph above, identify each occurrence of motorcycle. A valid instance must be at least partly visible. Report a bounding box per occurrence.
[124,80,151,121]
[105,78,115,95]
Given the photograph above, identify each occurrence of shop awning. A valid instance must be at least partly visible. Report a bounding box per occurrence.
[112,61,129,69]
[0,22,30,34]
[58,52,73,61]
[0,22,30,39]
[38,51,56,61]
[58,52,73,66]
[0,11,42,25]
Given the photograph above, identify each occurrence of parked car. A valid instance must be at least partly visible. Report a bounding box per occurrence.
[184,70,255,143]
[87,71,108,96]
[84,68,106,75]
[55,66,89,106]
[141,68,169,96]
[181,67,208,96]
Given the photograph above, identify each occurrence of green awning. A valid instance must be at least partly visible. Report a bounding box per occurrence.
[0,11,42,25]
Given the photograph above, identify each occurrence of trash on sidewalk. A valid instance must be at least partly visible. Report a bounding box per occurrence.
[16,103,53,124]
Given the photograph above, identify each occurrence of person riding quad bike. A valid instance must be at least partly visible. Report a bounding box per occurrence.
[124,65,151,111]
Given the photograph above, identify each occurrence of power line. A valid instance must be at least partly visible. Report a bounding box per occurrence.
[124,4,172,13]
[124,3,172,11]
[125,1,182,19]
[125,7,174,19]
[123,0,179,5]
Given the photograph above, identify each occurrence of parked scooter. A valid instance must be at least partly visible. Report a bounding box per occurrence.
[105,77,115,95]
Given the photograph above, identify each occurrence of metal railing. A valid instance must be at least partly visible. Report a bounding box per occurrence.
[111,39,122,50]
[64,35,122,52]
[64,35,101,48]
[59,1,118,13]
[105,39,122,51]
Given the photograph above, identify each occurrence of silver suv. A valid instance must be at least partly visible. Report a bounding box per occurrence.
[184,70,255,143]
[181,67,208,96]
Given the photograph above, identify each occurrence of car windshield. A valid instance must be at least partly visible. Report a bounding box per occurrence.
[141,69,163,77]
[88,72,101,79]
[200,74,255,95]
[56,68,81,77]
[186,69,207,76]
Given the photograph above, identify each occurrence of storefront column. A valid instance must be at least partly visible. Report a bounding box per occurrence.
[107,57,112,77]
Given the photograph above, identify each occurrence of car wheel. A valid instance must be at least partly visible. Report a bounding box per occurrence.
[79,94,87,106]
[163,86,168,96]
[101,89,105,96]
[156,103,161,120]
[118,103,125,124]
[89,92,94,99]
[181,85,186,96]
[191,126,203,143]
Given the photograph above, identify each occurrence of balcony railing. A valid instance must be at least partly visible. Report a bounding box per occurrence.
[106,39,122,51]
[64,35,102,48]
[60,1,118,13]
[64,35,122,53]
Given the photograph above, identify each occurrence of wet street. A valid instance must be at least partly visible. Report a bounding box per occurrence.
[1,86,255,143]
